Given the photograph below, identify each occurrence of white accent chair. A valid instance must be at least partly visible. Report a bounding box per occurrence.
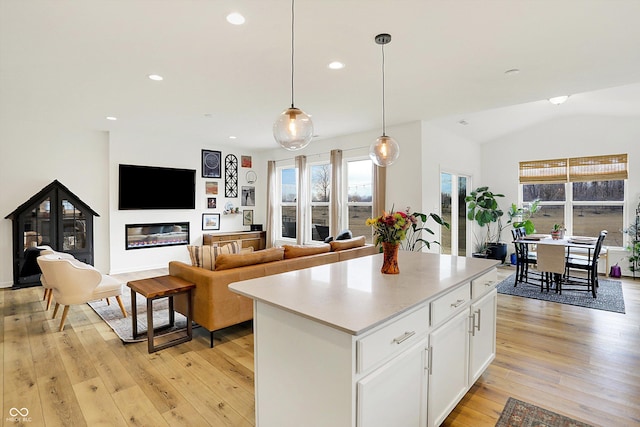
[37,247,75,310]
[36,256,127,331]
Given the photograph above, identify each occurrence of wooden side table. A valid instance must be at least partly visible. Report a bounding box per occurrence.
[127,275,195,353]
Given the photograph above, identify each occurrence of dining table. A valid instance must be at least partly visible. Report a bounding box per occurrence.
[515,234,606,296]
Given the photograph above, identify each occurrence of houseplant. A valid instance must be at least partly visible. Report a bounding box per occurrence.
[366,207,416,274]
[506,199,541,235]
[401,211,450,252]
[550,223,565,240]
[465,186,507,262]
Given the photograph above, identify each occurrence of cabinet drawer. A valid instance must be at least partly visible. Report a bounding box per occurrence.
[357,305,429,373]
[471,269,497,299]
[430,283,470,327]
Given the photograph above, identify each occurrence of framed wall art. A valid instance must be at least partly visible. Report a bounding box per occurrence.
[243,210,253,226]
[207,197,217,209]
[225,154,238,197]
[241,155,252,168]
[205,181,218,195]
[241,186,255,206]
[202,213,220,230]
[202,150,221,178]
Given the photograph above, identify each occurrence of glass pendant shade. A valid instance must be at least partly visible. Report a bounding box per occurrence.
[369,135,400,167]
[273,107,314,151]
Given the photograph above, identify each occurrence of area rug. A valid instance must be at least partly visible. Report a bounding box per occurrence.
[495,397,593,427]
[87,291,188,343]
[497,272,625,314]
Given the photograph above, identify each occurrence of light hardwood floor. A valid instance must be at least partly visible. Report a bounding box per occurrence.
[2,266,639,426]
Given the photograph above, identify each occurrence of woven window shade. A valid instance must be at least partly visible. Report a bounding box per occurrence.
[519,159,568,183]
[569,154,628,182]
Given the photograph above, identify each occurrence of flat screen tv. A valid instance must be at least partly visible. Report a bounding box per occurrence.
[119,164,196,210]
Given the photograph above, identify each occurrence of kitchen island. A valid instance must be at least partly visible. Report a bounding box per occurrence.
[229,251,500,427]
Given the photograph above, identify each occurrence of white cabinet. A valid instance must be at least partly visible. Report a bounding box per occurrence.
[469,289,497,383]
[357,338,428,427]
[427,308,470,427]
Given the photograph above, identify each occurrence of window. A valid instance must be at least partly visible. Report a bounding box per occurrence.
[520,154,627,247]
[310,163,331,241]
[346,159,373,243]
[279,167,297,239]
[441,172,469,255]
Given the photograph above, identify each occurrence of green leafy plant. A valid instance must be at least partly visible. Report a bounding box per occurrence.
[506,200,541,235]
[465,186,505,245]
[401,211,450,252]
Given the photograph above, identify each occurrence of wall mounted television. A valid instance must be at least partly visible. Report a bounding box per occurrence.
[119,164,196,210]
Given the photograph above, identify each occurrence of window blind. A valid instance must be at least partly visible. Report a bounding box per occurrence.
[519,158,568,183]
[568,154,628,182]
[520,154,628,183]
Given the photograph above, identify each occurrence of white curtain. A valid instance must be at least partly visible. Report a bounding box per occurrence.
[265,160,277,248]
[372,164,386,217]
[295,155,308,244]
[329,149,343,238]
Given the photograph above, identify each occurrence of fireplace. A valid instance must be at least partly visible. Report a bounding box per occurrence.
[126,222,190,250]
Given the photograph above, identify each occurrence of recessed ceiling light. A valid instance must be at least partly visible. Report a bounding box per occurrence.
[504,68,520,75]
[226,12,245,25]
[229,136,237,139]
[148,74,163,81]
[106,116,117,121]
[548,95,570,105]
[328,61,345,70]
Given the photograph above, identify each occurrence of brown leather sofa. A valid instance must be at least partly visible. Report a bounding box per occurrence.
[169,241,377,346]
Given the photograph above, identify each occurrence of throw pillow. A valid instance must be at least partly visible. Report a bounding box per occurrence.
[215,247,285,271]
[283,243,331,259]
[186,241,241,270]
[330,236,366,252]
[335,229,353,240]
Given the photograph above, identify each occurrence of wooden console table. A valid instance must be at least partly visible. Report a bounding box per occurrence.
[127,275,195,353]
[203,230,266,251]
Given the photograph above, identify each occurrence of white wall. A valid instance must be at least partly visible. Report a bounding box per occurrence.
[480,114,640,274]
[108,130,266,274]
[421,122,482,252]
[0,121,110,287]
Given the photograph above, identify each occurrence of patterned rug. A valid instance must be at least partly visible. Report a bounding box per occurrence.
[496,272,625,314]
[87,290,188,343]
[495,397,593,427]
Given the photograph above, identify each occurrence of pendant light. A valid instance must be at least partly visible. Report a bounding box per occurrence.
[273,0,313,151]
[369,33,399,167]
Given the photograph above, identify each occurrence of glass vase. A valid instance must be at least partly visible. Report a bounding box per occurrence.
[381,242,400,274]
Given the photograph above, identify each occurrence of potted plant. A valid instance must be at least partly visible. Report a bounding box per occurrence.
[551,223,565,240]
[401,210,450,252]
[506,200,541,235]
[465,186,507,262]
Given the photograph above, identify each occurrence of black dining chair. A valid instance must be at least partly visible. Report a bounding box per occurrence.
[511,229,538,286]
[562,230,607,297]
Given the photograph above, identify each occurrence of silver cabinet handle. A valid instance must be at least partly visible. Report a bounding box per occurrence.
[485,280,495,287]
[468,313,476,336]
[392,331,415,344]
[450,299,465,308]
[475,309,481,331]
[427,346,433,375]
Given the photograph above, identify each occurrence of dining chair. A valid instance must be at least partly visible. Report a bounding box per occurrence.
[535,243,566,293]
[36,256,127,331]
[511,229,538,286]
[563,230,607,297]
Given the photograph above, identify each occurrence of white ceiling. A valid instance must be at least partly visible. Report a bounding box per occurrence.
[2,0,640,150]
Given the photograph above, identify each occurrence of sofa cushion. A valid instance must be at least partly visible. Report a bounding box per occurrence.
[283,244,331,259]
[187,241,241,270]
[330,236,366,252]
[215,247,285,271]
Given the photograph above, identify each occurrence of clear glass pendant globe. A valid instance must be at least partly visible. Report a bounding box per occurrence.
[369,135,399,166]
[273,107,313,151]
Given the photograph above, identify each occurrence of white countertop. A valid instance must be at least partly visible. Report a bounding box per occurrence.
[228,251,499,335]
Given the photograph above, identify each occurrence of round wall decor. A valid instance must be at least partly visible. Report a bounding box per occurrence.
[246,170,257,184]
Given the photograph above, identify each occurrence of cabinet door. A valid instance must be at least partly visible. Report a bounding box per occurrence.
[427,309,469,427]
[357,338,428,427]
[469,288,497,384]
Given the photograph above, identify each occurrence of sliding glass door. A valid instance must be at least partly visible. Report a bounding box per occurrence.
[441,172,469,256]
